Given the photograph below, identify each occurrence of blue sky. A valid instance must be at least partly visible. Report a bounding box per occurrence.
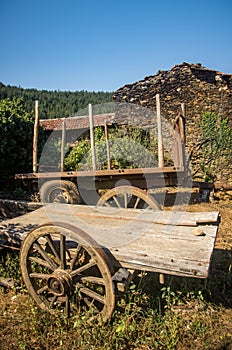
[0,0,231,92]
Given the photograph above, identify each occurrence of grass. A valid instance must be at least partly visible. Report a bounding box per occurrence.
[0,249,231,350]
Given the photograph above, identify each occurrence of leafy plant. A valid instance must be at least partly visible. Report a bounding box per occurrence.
[0,252,21,282]
[64,138,91,170]
[0,98,45,179]
[198,112,232,182]
[64,125,159,171]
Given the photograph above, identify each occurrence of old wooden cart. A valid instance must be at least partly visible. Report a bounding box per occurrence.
[20,204,220,320]
[15,100,187,210]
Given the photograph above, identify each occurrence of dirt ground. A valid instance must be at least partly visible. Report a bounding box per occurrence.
[186,201,232,251]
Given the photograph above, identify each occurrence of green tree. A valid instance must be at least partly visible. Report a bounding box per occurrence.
[0,98,36,178]
[0,82,113,119]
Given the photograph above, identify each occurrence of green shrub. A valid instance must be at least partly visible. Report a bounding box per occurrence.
[64,126,159,171]
[199,112,232,182]
[0,98,45,179]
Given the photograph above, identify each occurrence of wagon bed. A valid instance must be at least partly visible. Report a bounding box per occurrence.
[40,204,219,279]
[1,204,219,279]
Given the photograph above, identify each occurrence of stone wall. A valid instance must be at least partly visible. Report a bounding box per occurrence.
[113,62,232,183]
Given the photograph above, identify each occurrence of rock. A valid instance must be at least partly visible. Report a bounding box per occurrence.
[192,227,205,236]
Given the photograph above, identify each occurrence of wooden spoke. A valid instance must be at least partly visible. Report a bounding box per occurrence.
[80,276,105,285]
[29,272,50,279]
[70,260,97,278]
[113,195,121,208]
[97,185,161,210]
[65,295,70,317]
[37,285,49,295]
[70,244,82,270]
[134,196,141,209]
[124,194,128,208]
[79,287,105,305]
[45,234,60,262]
[33,241,58,271]
[60,234,66,269]
[29,256,53,270]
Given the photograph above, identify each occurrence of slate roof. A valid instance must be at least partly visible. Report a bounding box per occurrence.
[40,113,117,131]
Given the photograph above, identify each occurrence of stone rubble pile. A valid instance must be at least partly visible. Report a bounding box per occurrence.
[113,62,232,183]
[0,200,42,249]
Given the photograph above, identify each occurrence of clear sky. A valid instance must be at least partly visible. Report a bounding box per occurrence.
[0,0,231,92]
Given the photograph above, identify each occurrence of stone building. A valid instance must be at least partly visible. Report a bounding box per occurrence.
[112,62,232,184]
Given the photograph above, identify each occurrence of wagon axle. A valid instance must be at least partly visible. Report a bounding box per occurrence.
[47,269,72,297]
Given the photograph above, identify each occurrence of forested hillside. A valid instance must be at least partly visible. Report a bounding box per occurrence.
[0,82,113,119]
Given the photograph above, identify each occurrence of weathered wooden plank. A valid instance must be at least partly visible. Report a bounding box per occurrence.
[104,222,217,278]
[110,235,216,264]
[45,204,220,226]
[110,255,210,278]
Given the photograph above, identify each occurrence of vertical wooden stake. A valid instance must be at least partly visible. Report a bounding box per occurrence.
[104,121,111,170]
[181,103,185,117]
[33,100,39,173]
[156,94,164,168]
[180,102,186,173]
[181,102,186,143]
[61,121,66,172]
[159,273,165,284]
[89,104,96,171]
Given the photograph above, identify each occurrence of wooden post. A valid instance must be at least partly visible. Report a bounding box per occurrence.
[104,121,111,170]
[89,104,96,171]
[156,94,164,168]
[181,102,186,143]
[33,100,39,173]
[181,103,185,117]
[180,102,186,172]
[159,273,165,284]
[60,121,66,172]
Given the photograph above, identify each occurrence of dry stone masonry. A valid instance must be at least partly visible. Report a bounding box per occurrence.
[113,62,232,184]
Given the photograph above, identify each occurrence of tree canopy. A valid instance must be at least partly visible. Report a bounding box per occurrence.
[0,82,113,119]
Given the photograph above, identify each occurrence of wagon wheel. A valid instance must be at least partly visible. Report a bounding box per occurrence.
[97,185,161,210]
[20,222,115,321]
[40,180,82,204]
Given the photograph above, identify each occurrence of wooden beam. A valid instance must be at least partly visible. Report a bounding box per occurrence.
[33,100,39,173]
[104,121,111,170]
[89,104,96,171]
[60,121,66,172]
[156,94,164,167]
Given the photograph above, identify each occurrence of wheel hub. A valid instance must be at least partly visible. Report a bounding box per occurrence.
[47,270,72,296]
[53,191,68,203]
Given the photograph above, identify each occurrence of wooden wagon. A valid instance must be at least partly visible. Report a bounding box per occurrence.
[19,204,220,320]
[15,99,187,209]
